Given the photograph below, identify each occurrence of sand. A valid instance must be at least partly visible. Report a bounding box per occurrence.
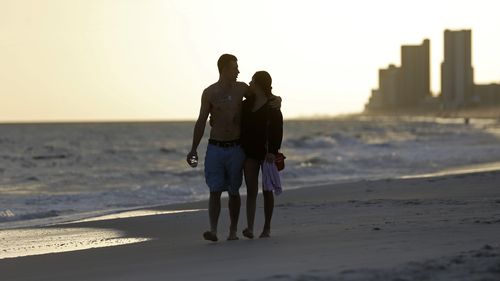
[1,170,500,281]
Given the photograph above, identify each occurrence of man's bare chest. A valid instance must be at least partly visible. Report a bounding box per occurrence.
[209,90,243,112]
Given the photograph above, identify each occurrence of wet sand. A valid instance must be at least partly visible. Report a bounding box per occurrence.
[1,170,500,280]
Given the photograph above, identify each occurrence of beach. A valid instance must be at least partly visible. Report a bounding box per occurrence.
[1,169,499,281]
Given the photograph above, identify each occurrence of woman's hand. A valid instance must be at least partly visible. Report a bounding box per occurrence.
[265,153,276,163]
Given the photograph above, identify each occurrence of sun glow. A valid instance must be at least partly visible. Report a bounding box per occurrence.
[1,0,499,122]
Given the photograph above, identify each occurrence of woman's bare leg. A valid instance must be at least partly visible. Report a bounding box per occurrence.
[260,190,274,238]
[243,158,260,238]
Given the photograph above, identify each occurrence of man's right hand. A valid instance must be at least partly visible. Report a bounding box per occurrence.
[268,95,282,110]
[186,151,199,168]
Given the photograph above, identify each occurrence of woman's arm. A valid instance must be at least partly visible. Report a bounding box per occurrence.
[267,109,283,154]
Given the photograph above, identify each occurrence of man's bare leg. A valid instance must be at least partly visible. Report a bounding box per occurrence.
[227,193,240,240]
[203,191,222,242]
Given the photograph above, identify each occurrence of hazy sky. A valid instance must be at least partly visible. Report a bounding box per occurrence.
[1,0,499,122]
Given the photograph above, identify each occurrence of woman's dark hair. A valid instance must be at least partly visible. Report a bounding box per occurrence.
[253,71,273,97]
[217,54,237,74]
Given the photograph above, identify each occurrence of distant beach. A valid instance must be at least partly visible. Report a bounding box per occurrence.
[364,104,500,120]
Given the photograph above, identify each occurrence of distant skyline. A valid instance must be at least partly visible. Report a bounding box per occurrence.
[1,0,500,122]
[366,28,500,112]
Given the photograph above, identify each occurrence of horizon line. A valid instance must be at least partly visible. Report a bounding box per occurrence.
[0,112,362,125]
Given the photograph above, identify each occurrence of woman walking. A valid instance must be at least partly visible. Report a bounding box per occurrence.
[241,71,283,239]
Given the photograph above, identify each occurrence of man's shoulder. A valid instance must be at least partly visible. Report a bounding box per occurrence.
[203,83,219,94]
[204,81,248,96]
[235,82,250,98]
[202,83,222,101]
[235,81,249,90]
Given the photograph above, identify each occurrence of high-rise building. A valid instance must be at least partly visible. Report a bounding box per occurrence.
[365,39,431,111]
[367,39,431,110]
[474,83,500,105]
[379,64,400,108]
[399,39,431,106]
[441,29,474,108]
[365,64,401,111]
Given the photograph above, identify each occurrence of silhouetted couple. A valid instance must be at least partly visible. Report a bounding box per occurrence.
[187,54,283,241]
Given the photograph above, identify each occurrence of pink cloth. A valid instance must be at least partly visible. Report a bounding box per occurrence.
[261,161,282,195]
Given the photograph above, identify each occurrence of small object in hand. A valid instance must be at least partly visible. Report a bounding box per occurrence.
[274,152,286,171]
[188,155,198,168]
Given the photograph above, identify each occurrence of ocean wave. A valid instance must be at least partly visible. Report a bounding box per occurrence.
[0,209,60,222]
[285,135,339,148]
[298,156,331,166]
[2,118,500,228]
[32,154,68,160]
[159,147,178,154]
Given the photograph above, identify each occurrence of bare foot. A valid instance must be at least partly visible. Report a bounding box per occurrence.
[227,231,239,241]
[203,231,218,242]
[242,228,254,239]
[259,229,271,238]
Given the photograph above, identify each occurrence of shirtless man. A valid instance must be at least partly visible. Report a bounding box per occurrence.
[188,54,281,242]
[187,54,248,242]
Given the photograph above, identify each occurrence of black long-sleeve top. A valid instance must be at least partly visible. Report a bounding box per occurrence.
[241,98,283,161]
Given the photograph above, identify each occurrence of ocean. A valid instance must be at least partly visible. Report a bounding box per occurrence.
[1,115,500,229]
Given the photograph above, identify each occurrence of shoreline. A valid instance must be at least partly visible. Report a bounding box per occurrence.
[1,168,500,280]
[2,160,500,231]
[363,105,500,120]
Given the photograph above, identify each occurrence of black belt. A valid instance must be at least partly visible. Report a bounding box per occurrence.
[209,139,241,147]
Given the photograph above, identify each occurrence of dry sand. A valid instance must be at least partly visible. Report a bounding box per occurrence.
[1,170,500,281]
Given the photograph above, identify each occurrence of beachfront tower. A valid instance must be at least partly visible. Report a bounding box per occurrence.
[441,29,474,108]
[399,39,431,107]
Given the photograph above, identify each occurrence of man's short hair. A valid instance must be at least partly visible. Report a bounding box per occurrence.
[217,54,237,74]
